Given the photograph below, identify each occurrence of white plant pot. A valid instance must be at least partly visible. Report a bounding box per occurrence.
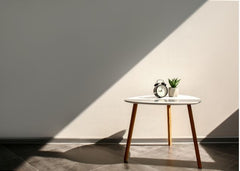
[169,87,179,97]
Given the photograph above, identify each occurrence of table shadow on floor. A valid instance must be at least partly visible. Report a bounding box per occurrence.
[14,131,226,170]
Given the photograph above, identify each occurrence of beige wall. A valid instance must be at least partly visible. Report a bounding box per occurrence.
[56,1,238,139]
[0,0,238,140]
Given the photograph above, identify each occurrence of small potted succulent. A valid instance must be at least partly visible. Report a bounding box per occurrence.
[168,78,181,97]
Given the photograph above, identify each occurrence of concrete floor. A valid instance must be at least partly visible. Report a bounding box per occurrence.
[0,143,238,171]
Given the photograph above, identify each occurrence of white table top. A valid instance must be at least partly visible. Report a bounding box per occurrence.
[125,95,201,105]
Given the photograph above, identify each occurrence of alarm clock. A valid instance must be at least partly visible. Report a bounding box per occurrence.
[153,79,168,98]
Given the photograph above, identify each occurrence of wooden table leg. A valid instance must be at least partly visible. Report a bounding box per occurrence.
[124,103,138,163]
[187,104,202,169]
[167,105,172,146]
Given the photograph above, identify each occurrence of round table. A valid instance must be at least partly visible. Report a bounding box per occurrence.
[124,95,202,169]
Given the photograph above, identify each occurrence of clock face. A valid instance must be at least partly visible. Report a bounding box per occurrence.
[156,85,168,97]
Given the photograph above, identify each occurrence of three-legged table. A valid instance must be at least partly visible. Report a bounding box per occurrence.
[124,95,202,169]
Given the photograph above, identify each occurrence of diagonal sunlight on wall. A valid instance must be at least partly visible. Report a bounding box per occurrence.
[0,0,207,138]
[55,1,238,139]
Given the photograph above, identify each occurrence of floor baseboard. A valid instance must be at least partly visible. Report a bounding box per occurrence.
[0,137,238,144]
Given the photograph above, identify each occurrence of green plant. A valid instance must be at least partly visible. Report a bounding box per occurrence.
[168,78,181,88]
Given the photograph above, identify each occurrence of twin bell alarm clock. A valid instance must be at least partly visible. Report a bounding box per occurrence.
[153,79,168,98]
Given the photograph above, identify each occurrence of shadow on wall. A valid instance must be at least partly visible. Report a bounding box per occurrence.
[201,109,239,142]
[0,0,206,137]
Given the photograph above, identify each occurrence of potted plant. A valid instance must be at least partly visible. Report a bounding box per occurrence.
[168,78,181,97]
